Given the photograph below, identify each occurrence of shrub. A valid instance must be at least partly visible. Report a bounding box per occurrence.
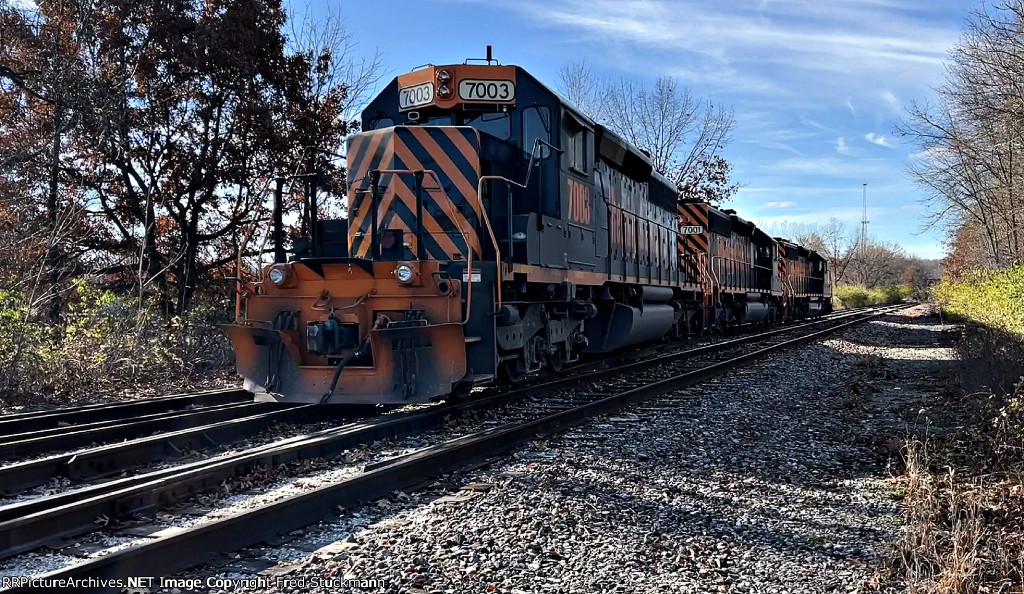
[933,264,1024,337]
[834,284,909,308]
[935,264,1024,397]
[0,282,234,403]
[835,285,870,308]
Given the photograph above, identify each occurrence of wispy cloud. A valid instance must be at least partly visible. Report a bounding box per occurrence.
[431,0,954,258]
[752,206,895,228]
[488,0,956,101]
[865,132,894,148]
[879,89,902,113]
[764,201,798,208]
[764,156,894,178]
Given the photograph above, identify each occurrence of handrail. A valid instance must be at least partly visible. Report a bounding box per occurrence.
[361,138,559,323]
[710,255,774,271]
[372,168,478,325]
[710,255,774,291]
[474,138,560,310]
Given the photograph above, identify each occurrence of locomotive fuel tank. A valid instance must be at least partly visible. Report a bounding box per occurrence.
[584,301,676,353]
[632,286,675,303]
[737,301,770,324]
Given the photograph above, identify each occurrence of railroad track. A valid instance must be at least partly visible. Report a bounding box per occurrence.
[0,304,908,592]
[0,389,250,434]
[0,306,871,496]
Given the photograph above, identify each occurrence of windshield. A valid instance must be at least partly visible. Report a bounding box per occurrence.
[461,112,510,140]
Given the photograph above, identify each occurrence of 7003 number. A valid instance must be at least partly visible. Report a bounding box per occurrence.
[458,79,515,102]
[399,83,434,109]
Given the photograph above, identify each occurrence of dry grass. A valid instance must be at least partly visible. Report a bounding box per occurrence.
[885,287,1024,593]
[0,285,236,410]
[891,437,1024,593]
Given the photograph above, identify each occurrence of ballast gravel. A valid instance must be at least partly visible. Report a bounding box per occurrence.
[158,305,950,594]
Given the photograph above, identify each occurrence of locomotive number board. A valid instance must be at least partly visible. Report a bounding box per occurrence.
[679,226,705,235]
[399,82,434,110]
[458,79,515,103]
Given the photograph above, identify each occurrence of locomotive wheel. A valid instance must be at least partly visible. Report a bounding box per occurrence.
[546,343,567,373]
[500,356,528,383]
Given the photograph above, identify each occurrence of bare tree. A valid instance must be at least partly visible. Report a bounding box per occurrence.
[556,62,737,203]
[556,60,607,122]
[846,240,908,288]
[288,5,385,127]
[1,0,384,314]
[899,1,1024,272]
[902,256,941,299]
[604,77,735,185]
[796,218,858,289]
[0,0,95,322]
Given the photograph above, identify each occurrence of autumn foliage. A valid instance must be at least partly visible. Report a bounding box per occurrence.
[0,0,375,399]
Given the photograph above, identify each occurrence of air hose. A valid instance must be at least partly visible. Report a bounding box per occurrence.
[319,338,370,404]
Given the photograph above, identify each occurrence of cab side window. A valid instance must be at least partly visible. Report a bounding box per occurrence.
[522,106,551,157]
[567,118,588,174]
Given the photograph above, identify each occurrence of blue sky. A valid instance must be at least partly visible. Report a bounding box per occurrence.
[316,0,972,259]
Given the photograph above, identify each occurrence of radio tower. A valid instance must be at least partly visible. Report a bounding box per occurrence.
[860,182,869,249]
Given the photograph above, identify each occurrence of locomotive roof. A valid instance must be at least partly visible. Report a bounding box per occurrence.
[375,62,828,265]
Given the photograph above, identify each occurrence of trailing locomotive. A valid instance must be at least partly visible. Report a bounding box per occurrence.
[225,53,832,405]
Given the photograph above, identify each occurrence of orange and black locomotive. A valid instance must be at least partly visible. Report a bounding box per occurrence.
[225,54,832,404]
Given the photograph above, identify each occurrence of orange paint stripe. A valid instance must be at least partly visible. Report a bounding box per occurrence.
[392,139,481,255]
[347,135,365,170]
[443,128,480,173]
[391,136,425,177]
[347,130,390,257]
[354,131,386,186]
[392,137,480,258]
[684,203,707,225]
[432,188,482,256]
[379,140,424,255]
[407,127,478,206]
[376,170,407,228]
[392,180,461,258]
[442,129,482,221]
[441,128,482,217]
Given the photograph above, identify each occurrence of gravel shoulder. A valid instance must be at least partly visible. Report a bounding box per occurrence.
[159,306,956,593]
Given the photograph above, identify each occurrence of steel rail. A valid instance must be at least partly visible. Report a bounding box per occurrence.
[0,389,250,433]
[0,402,257,445]
[0,306,902,552]
[0,402,299,460]
[548,305,880,383]
[0,305,908,591]
[0,404,329,495]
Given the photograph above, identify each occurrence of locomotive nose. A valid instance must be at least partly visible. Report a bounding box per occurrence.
[224,259,469,404]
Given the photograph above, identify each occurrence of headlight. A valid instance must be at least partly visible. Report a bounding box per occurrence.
[395,264,415,284]
[437,69,452,83]
[268,266,288,285]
